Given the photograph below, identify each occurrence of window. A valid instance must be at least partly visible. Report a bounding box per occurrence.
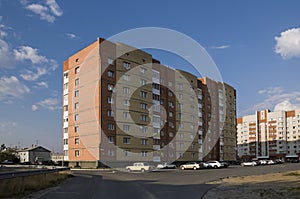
[74,102,79,109]
[123,111,130,119]
[75,138,80,145]
[75,126,79,133]
[108,123,115,130]
[169,102,174,108]
[123,62,130,70]
[140,91,147,98]
[124,150,130,156]
[123,124,130,132]
[123,74,130,81]
[123,87,130,94]
[140,67,146,74]
[108,58,114,65]
[63,139,68,145]
[108,136,114,143]
[75,67,80,74]
[140,115,147,121]
[140,79,147,86]
[108,84,114,91]
[124,99,130,106]
[179,94,183,99]
[177,83,183,91]
[63,150,68,156]
[63,72,68,79]
[75,150,80,157]
[140,126,147,133]
[123,137,130,144]
[74,90,79,97]
[107,149,115,156]
[63,105,68,112]
[108,97,114,104]
[140,103,147,110]
[64,83,68,90]
[141,151,148,157]
[169,111,173,117]
[74,114,79,121]
[107,110,114,117]
[63,127,68,133]
[108,70,114,77]
[168,91,173,97]
[141,139,148,145]
[75,78,79,86]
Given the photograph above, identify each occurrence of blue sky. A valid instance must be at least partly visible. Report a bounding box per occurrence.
[0,0,300,152]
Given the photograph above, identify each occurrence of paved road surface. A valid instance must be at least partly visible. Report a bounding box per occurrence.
[38,163,300,199]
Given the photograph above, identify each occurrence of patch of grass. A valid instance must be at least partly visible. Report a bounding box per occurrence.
[288,186,300,192]
[0,171,73,198]
[283,172,300,176]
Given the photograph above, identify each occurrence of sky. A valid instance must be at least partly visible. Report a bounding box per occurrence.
[0,0,300,152]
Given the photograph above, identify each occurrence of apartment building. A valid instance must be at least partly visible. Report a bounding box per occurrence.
[237,109,300,160]
[62,38,237,168]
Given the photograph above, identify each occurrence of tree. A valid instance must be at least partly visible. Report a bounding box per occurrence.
[0,144,6,151]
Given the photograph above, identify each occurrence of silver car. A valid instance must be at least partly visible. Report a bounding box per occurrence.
[180,162,200,170]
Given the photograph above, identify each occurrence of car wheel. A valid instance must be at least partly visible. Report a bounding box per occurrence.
[127,168,131,172]
[193,166,197,170]
[214,165,218,169]
[180,166,185,170]
[141,168,145,173]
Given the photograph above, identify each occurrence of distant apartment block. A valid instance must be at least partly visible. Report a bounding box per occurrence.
[237,109,300,160]
[62,38,237,168]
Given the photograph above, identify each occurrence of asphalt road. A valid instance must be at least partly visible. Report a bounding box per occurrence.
[38,163,300,199]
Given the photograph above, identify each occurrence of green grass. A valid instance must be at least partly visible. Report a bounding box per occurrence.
[283,172,300,176]
[0,171,73,198]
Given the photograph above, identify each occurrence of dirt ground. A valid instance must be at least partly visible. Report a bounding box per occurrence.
[203,170,300,199]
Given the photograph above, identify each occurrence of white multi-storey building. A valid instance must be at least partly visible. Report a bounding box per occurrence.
[237,109,300,160]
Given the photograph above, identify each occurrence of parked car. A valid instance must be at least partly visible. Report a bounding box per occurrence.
[275,159,284,164]
[259,160,268,165]
[180,162,200,170]
[1,160,13,164]
[219,161,230,168]
[267,160,275,165]
[241,161,257,167]
[157,163,176,169]
[126,162,155,172]
[206,160,224,168]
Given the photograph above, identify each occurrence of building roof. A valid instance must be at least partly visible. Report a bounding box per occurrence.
[18,145,51,152]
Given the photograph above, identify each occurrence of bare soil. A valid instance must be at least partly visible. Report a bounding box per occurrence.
[204,170,300,199]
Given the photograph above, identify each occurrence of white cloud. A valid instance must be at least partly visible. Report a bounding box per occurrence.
[0,76,30,101]
[31,104,38,111]
[46,0,63,16]
[274,100,299,112]
[275,28,300,59]
[13,46,58,81]
[36,81,48,88]
[258,86,283,95]
[22,0,63,23]
[13,46,47,64]
[0,121,17,134]
[66,33,77,39]
[240,86,300,116]
[211,45,230,49]
[20,67,47,81]
[0,39,16,69]
[32,97,60,111]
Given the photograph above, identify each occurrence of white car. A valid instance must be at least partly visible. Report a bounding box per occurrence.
[157,163,176,169]
[180,162,200,170]
[126,162,155,172]
[206,160,224,168]
[241,161,257,167]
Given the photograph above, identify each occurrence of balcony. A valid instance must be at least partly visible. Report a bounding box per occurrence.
[153,145,160,150]
[152,88,160,95]
[153,156,161,162]
[152,77,160,84]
